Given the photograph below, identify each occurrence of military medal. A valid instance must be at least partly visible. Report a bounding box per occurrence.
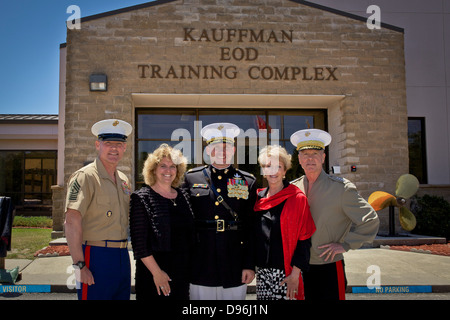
[122,181,131,195]
[192,184,208,188]
[227,174,249,199]
[193,184,208,197]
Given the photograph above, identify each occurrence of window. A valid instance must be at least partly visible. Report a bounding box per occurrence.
[0,150,57,214]
[136,110,196,183]
[135,108,327,188]
[408,117,427,184]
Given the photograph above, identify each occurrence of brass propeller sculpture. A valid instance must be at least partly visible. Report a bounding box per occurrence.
[368,174,419,235]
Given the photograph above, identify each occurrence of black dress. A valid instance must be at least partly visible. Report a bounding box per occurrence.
[254,181,311,300]
[130,187,195,300]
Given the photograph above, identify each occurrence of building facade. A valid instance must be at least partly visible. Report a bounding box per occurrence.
[0,114,58,216]
[55,0,413,234]
[312,0,450,188]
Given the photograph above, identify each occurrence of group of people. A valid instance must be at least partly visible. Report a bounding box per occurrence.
[64,119,380,301]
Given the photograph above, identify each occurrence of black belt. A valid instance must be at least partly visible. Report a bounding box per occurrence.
[196,219,242,232]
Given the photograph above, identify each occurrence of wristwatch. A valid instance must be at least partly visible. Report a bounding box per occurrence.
[73,261,86,270]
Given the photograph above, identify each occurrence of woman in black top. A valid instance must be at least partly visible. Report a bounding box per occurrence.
[129,144,195,300]
[254,145,315,300]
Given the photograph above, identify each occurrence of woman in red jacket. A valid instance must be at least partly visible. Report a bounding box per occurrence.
[254,145,316,300]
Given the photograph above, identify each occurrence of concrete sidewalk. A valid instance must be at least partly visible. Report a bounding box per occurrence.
[2,247,450,294]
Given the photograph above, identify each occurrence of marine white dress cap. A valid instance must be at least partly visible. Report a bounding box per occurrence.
[290,128,332,151]
[91,119,132,142]
[201,122,240,145]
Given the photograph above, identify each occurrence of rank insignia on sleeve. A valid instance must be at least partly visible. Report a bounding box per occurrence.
[68,178,81,201]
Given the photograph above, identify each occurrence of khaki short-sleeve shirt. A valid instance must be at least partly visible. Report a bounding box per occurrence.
[65,158,131,241]
[292,170,379,265]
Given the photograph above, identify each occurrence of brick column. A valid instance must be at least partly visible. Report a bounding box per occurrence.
[51,185,65,239]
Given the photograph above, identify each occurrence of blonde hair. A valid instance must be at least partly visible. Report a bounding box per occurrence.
[258,145,292,171]
[142,144,187,187]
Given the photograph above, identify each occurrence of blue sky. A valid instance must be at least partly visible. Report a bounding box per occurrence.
[0,0,154,115]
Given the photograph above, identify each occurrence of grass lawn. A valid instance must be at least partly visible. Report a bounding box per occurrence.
[6,227,53,260]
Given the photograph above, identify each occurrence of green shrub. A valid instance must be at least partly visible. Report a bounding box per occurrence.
[411,194,450,240]
[12,216,53,228]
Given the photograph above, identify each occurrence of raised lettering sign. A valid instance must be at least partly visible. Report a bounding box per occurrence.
[137,27,339,81]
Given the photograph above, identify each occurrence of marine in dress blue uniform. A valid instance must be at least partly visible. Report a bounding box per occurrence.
[65,119,133,300]
[183,123,257,300]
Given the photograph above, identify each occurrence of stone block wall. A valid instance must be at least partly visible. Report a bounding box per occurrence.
[56,0,409,233]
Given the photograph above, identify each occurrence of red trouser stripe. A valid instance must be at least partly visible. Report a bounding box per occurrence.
[81,245,91,301]
[336,260,346,300]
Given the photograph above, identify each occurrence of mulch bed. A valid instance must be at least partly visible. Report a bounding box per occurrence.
[387,243,450,257]
[34,245,70,257]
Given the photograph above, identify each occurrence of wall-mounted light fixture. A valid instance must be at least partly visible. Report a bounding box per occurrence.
[89,74,107,91]
[331,166,341,174]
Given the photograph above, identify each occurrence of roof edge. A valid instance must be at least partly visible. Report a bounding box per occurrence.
[0,114,58,124]
[77,0,404,33]
[80,0,177,23]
